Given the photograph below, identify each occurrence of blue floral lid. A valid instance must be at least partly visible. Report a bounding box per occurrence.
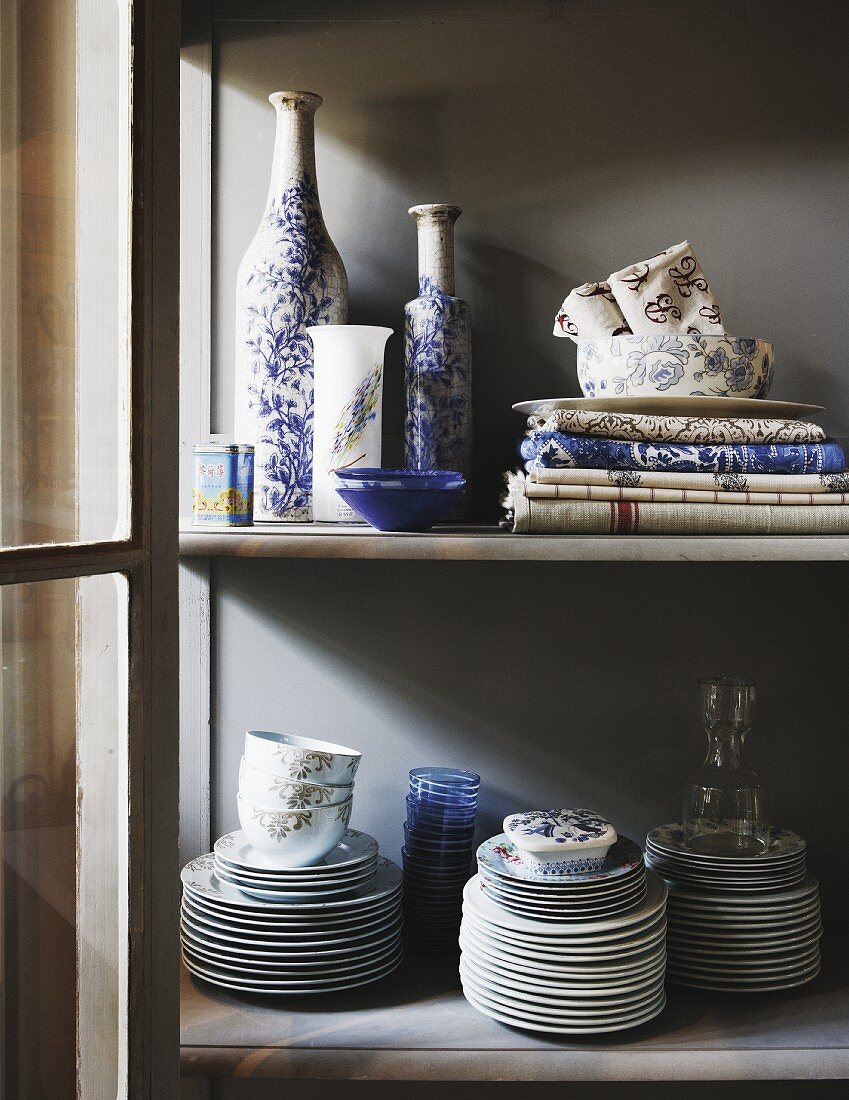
[503,809,617,854]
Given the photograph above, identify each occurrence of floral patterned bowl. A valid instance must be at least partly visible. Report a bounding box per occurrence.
[503,809,617,876]
[577,335,774,400]
[236,793,353,866]
[244,730,361,785]
[239,757,353,809]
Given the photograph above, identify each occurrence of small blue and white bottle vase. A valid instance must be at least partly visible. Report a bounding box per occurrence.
[233,91,348,522]
[404,204,473,515]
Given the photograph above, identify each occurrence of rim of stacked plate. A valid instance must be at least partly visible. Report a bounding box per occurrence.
[182,854,400,907]
[665,882,819,910]
[213,829,379,874]
[184,955,403,996]
[463,871,665,932]
[478,862,646,895]
[647,824,805,860]
[184,947,403,989]
[480,874,647,906]
[665,969,819,994]
[461,916,667,964]
[460,983,666,1034]
[181,911,403,952]
[181,887,401,927]
[460,930,666,981]
[477,835,643,885]
[182,937,402,975]
[460,960,665,1016]
[460,975,667,1023]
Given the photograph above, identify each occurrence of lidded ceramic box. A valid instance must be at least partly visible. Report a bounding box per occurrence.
[503,809,617,875]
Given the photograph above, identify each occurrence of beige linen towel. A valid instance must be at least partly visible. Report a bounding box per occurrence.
[529,408,825,446]
[553,282,632,342]
[608,241,724,335]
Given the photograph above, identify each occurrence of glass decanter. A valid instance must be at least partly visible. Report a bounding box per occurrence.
[683,677,769,855]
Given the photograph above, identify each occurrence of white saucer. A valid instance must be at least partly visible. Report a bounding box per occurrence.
[182,855,401,912]
[477,835,643,886]
[480,865,646,900]
[215,864,377,902]
[213,829,378,875]
[512,396,824,419]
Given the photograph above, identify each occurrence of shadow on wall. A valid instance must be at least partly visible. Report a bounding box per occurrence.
[212,559,849,916]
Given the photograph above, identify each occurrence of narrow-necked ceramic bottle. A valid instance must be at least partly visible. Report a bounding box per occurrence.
[404,204,473,514]
[234,91,348,522]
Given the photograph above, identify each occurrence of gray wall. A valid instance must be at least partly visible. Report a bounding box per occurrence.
[212,560,848,916]
[204,4,848,1095]
[213,1,849,518]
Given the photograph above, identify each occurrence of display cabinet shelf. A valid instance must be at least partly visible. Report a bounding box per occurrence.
[181,937,849,1082]
[179,522,849,562]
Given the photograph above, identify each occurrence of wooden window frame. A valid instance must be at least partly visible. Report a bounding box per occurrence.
[0,1,181,1094]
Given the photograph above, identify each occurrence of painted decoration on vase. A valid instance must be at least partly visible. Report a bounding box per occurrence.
[404,204,473,516]
[308,325,392,522]
[234,91,348,521]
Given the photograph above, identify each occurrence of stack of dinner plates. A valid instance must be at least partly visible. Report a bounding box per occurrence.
[476,833,648,922]
[646,824,821,992]
[459,835,667,1034]
[180,829,403,994]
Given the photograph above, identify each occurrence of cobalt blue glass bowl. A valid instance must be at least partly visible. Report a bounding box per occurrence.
[410,767,480,789]
[333,468,465,491]
[333,482,465,533]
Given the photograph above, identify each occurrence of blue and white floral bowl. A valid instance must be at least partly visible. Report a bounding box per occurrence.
[577,335,774,400]
[503,809,617,875]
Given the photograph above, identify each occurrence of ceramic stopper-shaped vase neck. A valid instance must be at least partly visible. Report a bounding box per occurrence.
[266,91,322,208]
[410,204,462,296]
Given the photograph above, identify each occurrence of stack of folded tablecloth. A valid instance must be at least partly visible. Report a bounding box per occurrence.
[506,407,849,535]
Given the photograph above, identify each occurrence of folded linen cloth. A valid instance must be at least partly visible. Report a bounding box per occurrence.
[528,409,825,446]
[527,466,849,494]
[523,482,849,507]
[607,241,724,335]
[505,480,849,535]
[553,282,632,342]
[519,432,846,475]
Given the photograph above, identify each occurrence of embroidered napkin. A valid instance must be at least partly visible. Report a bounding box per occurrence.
[553,282,632,342]
[528,408,826,446]
[607,241,724,335]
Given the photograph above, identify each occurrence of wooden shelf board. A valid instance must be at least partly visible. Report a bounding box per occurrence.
[179,522,849,562]
[181,937,849,1081]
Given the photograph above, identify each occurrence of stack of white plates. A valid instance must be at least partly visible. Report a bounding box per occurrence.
[477,834,647,922]
[180,830,403,994]
[646,824,821,992]
[459,836,667,1035]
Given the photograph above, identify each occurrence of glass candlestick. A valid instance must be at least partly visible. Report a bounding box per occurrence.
[683,676,769,855]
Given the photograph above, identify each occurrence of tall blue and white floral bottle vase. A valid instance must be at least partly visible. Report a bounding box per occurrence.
[308,325,392,522]
[404,203,473,517]
[233,91,348,521]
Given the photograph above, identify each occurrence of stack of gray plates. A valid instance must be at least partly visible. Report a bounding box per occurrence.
[180,829,403,994]
[646,824,821,992]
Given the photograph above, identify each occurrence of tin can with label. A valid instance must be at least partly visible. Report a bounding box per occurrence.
[193,444,254,525]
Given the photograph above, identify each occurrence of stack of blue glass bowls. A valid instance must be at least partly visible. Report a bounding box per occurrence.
[402,767,480,954]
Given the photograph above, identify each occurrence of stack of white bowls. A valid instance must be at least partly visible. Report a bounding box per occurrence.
[238,730,361,867]
[646,824,821,992]
[180,731,404,994]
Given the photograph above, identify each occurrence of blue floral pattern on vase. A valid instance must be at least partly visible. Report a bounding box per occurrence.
[234,92,347,521]
[404,205,473,518]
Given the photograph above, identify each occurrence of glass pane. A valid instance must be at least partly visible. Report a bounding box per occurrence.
[1,573,129,1098]
[0,0,130,547]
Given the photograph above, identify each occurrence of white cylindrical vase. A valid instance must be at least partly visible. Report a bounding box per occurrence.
[308,325,393,522]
